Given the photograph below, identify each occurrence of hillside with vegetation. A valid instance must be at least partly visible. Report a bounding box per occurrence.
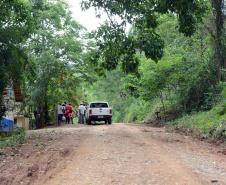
[0,0,225,144]
[84,3,225,143]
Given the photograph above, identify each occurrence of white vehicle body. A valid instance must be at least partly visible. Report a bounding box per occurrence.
[86,102,112,124]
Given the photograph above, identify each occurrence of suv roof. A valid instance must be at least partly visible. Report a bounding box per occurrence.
[89,102,109,108]
[90,101,108,103]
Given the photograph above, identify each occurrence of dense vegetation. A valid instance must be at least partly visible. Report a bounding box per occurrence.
[86,2,225,142]
[1,0,96,128]
[0,0,225,143]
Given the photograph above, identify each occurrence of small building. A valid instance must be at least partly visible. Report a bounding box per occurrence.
[0,81,29,131]
[14,116,30,131]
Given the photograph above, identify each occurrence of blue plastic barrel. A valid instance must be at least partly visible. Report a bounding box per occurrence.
[0,118,14,131]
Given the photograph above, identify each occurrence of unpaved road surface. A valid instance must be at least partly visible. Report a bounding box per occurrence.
[0,123,225,185]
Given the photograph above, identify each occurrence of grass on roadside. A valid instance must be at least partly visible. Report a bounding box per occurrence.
[167,103,226,143]
[0,127,26,149]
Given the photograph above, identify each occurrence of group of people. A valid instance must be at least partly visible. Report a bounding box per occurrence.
[57,102,87,125]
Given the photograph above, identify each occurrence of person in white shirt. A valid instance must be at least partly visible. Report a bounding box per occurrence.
[79,103,86,124]
[57,102,64,125]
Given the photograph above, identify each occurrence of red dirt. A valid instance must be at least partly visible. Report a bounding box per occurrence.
[0,123,225,185]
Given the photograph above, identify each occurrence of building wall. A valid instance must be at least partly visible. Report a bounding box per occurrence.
[4,88,15,122]
[5,111,14,123]
[16,117,23,128]
[23,118,30,130]
[1,88,29,131]
[14,117,30,130]
[1,88,15,131]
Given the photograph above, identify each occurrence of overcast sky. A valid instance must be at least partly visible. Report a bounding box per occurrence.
[66,0,109,32]
[66,0,131,33]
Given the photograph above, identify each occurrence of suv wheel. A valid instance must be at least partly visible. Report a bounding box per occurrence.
[108,118,112,124]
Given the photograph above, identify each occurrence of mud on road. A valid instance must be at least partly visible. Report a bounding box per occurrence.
[0,123,225,185]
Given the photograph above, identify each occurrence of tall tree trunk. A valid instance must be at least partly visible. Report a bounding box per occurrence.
[40,83,49,128]
[38,102,44,128]
[44,97,48,124]
[35,82,49,129]
[212,0,226,82]
[36,104,41,129]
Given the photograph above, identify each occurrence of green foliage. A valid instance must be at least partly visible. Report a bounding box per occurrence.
[87,68,160,123]
[81,0,209,73]
[19,0,92,126]
[29,119,36,130]
[0,0,34,120]
[87,12,225,143]
[113,101,129,123]
[87,69,126,103]
[0,0,224,145]
[123,99,156,123]
[127,14,220,114]
[89,22,140,74]
[221,83,226,105]
[169,103,226,142]
[0,127,26,149]
[0,0,95,127]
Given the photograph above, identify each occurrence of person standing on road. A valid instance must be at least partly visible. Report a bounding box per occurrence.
[75,109,79,124]
[64,109,70,124]
[65,103,73,112]
[69,110,74,124]
[57,102,64,125]
[79,103,86,124]
[84,104,87,118]
[65,103,73,124]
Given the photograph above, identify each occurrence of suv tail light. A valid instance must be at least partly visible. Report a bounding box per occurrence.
[110,109,112,114]
[89,109,92,115]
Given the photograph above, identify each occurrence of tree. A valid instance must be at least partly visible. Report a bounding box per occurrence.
[210,0,225,82]
[22,0,86,128]
[121,14,220,116]
[0,0,34,120]
[81,0,209,74]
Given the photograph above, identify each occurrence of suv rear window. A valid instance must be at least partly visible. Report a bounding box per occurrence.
[90,103,108,108]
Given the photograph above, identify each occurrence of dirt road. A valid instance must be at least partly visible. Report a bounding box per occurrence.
[0,123,225,185]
